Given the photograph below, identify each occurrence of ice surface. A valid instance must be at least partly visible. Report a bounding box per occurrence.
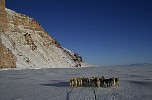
[0,66,152,100]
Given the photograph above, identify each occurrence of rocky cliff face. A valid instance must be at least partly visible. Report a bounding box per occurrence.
[0,0,7,32]
[0,36,17,68]
[0,0,85,69]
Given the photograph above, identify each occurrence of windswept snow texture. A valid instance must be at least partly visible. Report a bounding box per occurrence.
[0,66,152,100]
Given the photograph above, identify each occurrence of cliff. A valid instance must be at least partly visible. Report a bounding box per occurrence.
[0,0,85,69]
[0,0,7,32]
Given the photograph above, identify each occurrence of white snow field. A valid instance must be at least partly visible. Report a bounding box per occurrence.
[0,66,152,100]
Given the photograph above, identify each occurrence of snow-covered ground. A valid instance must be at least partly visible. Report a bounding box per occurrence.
[0,66,152,100]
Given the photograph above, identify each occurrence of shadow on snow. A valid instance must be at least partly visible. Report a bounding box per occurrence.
[40,82,69,87]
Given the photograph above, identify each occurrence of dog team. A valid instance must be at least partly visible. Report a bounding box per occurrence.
[70,76,119,87]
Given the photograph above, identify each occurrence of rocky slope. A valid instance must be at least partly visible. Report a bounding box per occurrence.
[0,0,85,69]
